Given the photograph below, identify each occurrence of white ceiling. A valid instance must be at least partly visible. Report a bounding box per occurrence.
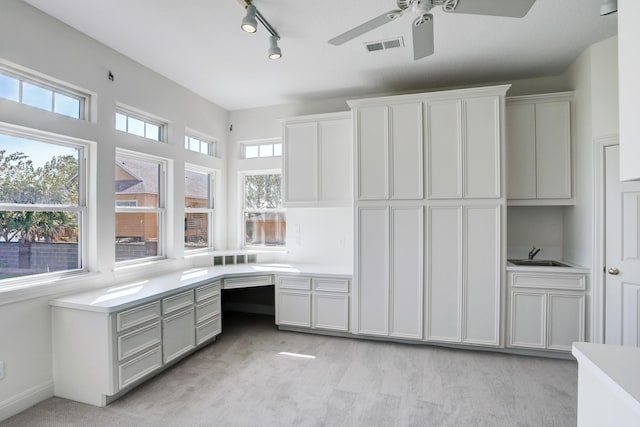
[23,0,617,111]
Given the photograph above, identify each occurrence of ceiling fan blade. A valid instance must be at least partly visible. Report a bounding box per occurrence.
[328,9,403,46]
[412,14,434,60]
[446,0,536,18]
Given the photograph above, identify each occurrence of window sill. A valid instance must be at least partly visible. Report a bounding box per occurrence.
[0,270,103,307]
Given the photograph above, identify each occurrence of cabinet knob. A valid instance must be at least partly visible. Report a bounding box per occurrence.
[608,267,620,275]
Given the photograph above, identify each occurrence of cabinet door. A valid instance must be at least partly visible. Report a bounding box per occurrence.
[319,119,352,203]
[464,96,500,198]
[547,293,584,351]
[357,106,388,200]
[284,122,318,203]
[390,206,423,339]
[535,101,571,199]
[509,291,546,349]
[427,206,462,342]
[162,307,195,364]
[312,293,349,331]
[427,100,462,199]
[390,103,423,199]
[506,103,536,199]
[463,205,500,346]
[278,291,311,327]
[357,207,389,336]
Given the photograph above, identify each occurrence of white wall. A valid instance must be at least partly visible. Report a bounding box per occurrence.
[561,36,619,268]
[507,207,565,260]
[0,0,228,420]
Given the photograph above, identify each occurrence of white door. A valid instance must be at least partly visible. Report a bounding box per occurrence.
[605,144,640,346]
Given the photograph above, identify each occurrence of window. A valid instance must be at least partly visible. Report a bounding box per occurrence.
[115,109,165,142]
[184,168,214,251]
[0,68,86,120]
[185,135,218,157]
[0,129,86,283]
[242,140,282,159]
[242,173,285,247]
[115,152,166,263]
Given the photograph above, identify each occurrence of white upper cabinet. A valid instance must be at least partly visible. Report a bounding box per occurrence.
[464,97,501,198]
[282,112,351,206]
[356,102,423,200]
[427,100,462,198]
[390,103,424,200]
[506,93,574,205]
[619,0,640,181]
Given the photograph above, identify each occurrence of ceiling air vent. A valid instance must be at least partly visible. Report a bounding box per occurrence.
[364,37,404,53]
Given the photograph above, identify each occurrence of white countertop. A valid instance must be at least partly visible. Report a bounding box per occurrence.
[506,259,590,273]
[572,342,640,414]
[49,263,352,313]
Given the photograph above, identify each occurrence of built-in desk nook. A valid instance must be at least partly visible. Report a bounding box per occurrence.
[49,264,352,406]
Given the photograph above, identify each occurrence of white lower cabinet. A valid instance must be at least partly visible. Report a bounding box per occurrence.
[426,204,501,347]
[52,280,222,407]
[507,271,586,352]
[276,275,350,332]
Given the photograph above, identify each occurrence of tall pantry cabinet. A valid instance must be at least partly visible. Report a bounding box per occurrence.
[348,85,509,347]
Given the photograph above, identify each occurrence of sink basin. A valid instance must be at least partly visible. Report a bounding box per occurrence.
[508,259,570,267]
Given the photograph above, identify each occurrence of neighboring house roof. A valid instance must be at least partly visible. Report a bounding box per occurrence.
[184,170,208,199]
[115,158,158,195]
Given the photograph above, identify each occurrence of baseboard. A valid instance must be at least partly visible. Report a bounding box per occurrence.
[0,381,53,422]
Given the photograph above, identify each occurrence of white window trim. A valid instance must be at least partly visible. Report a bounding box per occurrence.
[0,121,90,290]
[115,104,168,143]
[115,149,167,267]
[184,130,219,158]
[0,61,91,121]
[184,166,215,253]
[239,170,286,250]
[240,137,282,159]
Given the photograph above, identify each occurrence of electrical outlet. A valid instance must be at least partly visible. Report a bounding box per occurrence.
[0,361,4,380]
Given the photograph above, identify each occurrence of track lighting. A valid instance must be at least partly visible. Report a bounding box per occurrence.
[241,4,257,33]
[600,0,617,16]
[268,35,282,60]
[238,1,283,60]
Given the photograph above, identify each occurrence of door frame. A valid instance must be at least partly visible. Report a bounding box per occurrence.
[592,133,619,344]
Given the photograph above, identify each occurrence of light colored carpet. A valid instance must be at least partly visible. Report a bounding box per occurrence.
[2,313,578,426]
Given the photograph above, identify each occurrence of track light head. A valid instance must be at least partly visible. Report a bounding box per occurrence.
[268,35,282,60]
[600,0,617,16]
[241,4,257,33]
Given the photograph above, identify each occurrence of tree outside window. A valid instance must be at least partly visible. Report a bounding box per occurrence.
[243,174,285,247]
[0,133,83,281]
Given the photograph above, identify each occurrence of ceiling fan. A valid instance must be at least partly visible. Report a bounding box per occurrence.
[328,0,537,60]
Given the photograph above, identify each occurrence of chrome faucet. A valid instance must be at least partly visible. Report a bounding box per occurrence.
[528,247,542,260]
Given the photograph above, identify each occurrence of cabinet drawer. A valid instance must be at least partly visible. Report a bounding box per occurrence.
[224,275,273,289]
[196,315,221,345]
[278,276,311,290]
[195,281,220,302]
[510,273,586,291]
[195,295,221,323]
[162,290,194,315]
[118,346,162,390]
[117,321,161,361]
[116,301,161,332]
[313,277,349,293]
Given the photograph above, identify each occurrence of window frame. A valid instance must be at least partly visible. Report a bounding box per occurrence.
[241,138,282,159]
[0,123,89,288]
[0,64,89,120]
[114,150,167,266]
[240,170,286,249]
[115,107,167,143]
[184,134,218,158]
[184,166,215,253]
